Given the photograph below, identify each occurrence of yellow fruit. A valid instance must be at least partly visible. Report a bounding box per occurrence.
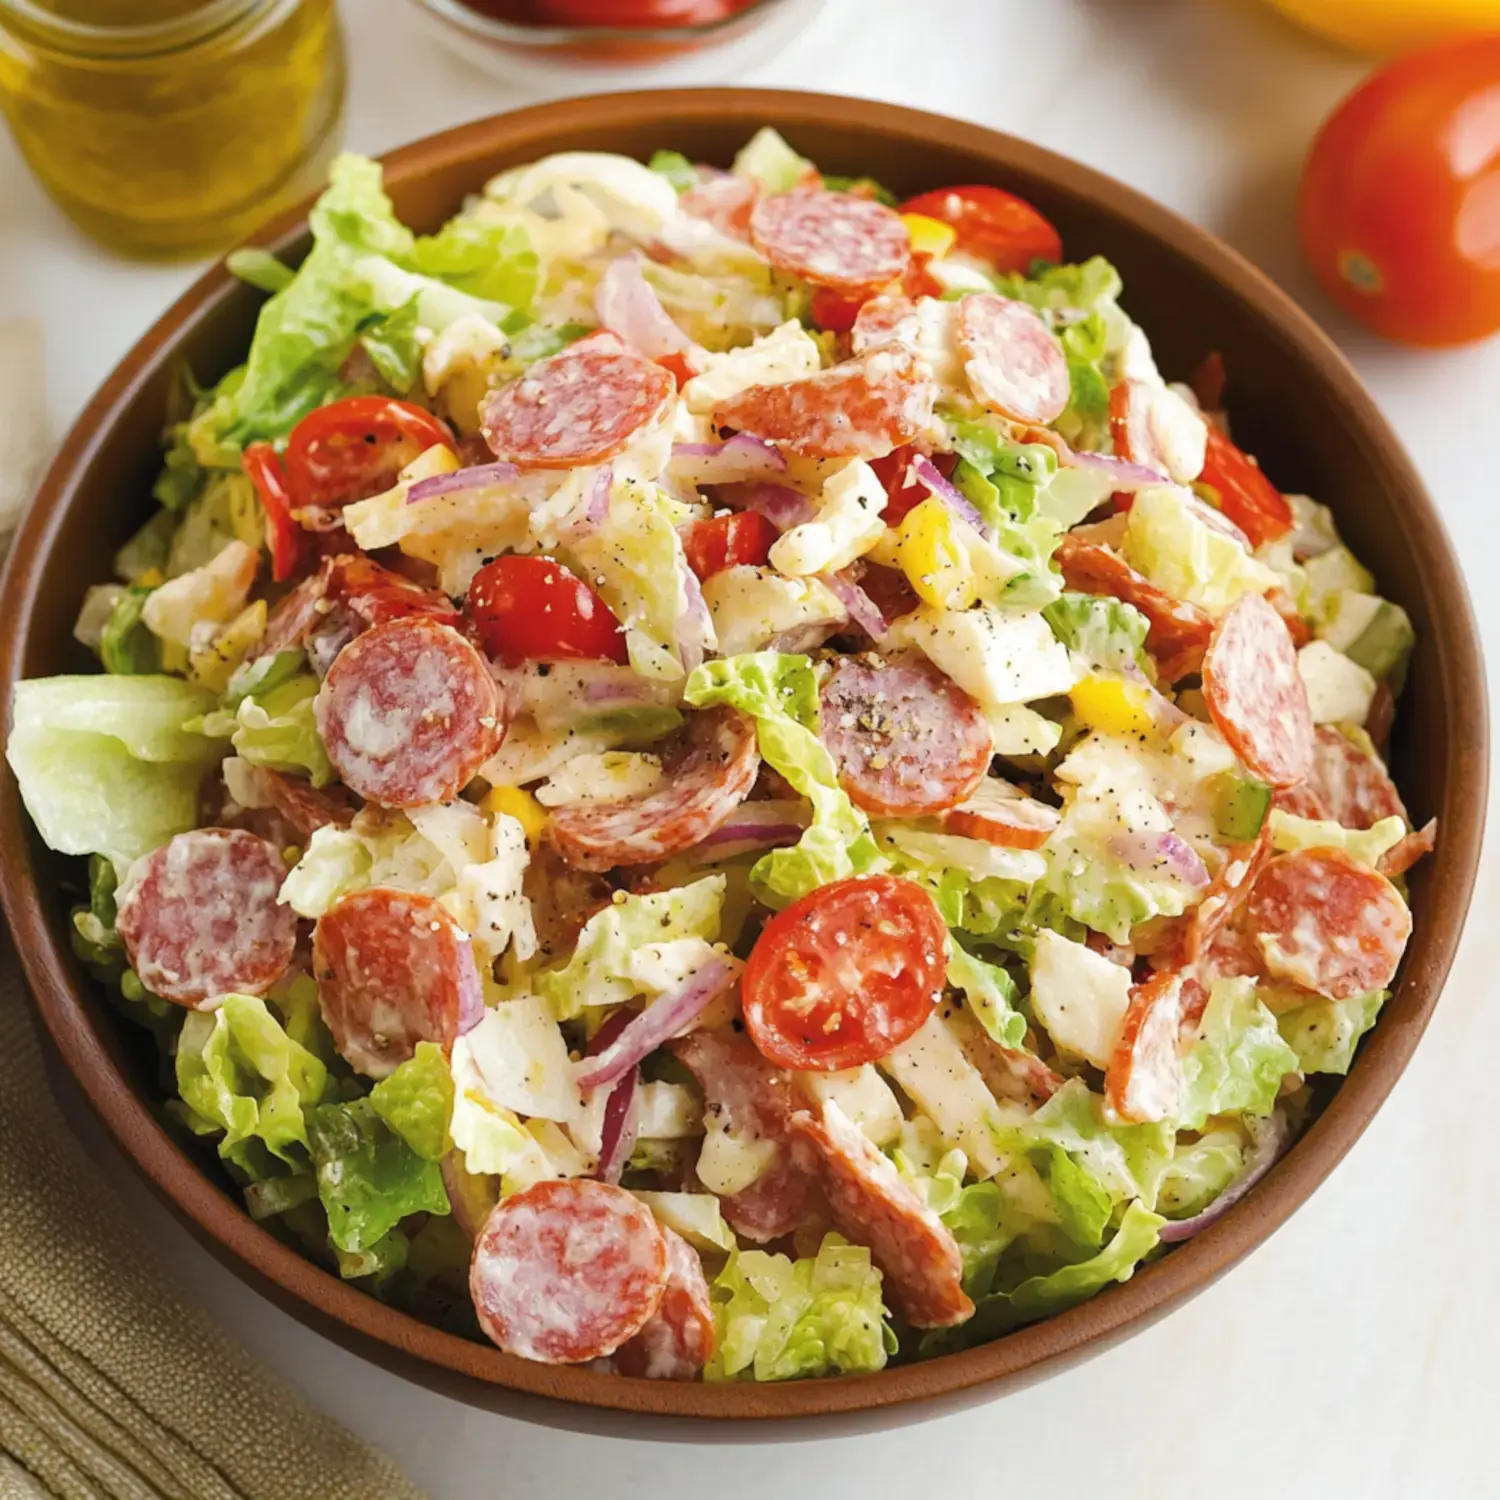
[1070,676,1158,739]
[900,212,957,260]
[400,443,460,483]
[1262,0,1500,54]
[480,784,547,845]
[895,497,976,611]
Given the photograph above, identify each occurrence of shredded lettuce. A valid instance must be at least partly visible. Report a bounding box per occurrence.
[946,942,1027,1049]
[190,670,332,787]
[1277,989,1387,1076]
[1158,1127,1245,1220]
[369,1042,454,1162]
[1044,592,1152,676]
[1177,979,1300,1131]
[683,653,880,907]
[648,149,700,194]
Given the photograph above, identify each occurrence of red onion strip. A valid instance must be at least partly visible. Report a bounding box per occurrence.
[670,434,788,485]
[821,570,889,644]
[576,956,740,1094]
[912,454,988,537]
[717,481,815,531]
[587,1008,639,1185]
[406,461,520,504]
[1108,831,1211,888]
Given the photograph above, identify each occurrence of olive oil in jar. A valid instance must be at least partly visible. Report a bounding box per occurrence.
[0,0,346,257]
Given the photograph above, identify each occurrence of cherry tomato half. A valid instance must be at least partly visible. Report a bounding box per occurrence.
[284,397,453,512]
[1197,426,1293,547]
[809,255,943,336]
[1300,35,1500,347]
[742,875,946,1071]
[898,185,1063,274]
[870,444,952,529]
[681,511,779,579]
[243,443,305,583]
[466,556,628,667]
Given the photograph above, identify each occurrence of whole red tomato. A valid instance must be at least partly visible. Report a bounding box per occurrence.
[1300,35,1500,347]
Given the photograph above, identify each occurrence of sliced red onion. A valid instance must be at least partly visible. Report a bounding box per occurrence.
[687,800,811,861]
[718,480,815,531]
[1185,492,1252,550]
[588,1008,640,1185]
[675,557,710,675]
[559,465,613,542]
[1109,830,1211,888]
[1060,447,1164,492]
[407,461,520,504]
[576,956,740,1094]
[595,255,696,362]
[910,454,988,537]
[456,949,485,1038]
[821,570,889,644]
[670,434,788,485]
[1159,1111,1290,1243]
[517,661,679,731]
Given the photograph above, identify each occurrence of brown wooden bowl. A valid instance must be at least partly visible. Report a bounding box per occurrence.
[0,89,1487,1428]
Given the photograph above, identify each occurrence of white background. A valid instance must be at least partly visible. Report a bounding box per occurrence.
[3,1,1498,1495]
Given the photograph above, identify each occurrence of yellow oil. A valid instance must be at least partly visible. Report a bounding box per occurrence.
[0,0,346,257]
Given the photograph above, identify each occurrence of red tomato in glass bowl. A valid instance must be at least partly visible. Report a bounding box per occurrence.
[1300,35,1500,347]
[530,0,753,23]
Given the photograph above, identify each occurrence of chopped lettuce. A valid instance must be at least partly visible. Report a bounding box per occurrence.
[1158,1127,1245,1220]
[1277,989,1387,1076]
[306,1098,450,1256]
[1177,979,1299,1131]
[175,994,329,1172]
[409,216,539,309]
[369,1042,455,1162]
[1044,592,1151,676]
[1122,485,1279,615]
[731,127,814,193]
[1039,831,1196,944]
[356,297,424,392]
[684,653,880,907]
[706,1233,893,1382]
[99,586,161,676]
[278,814,459,920]
[1267,809,1406,868]
[190,671,332,787]
[648,149,700,194]
[947,942,1027,1049]
[8,676,222,865]
[226,248,295,295]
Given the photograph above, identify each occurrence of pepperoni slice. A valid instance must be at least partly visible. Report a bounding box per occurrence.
[792,1100,973,1328]
[1180,822,1275,968]
[614,1226,716,1380]
[480,334,676,470]
[261,555,458,656]
[750,187,911,294]
[1054,535,1213,682]
[546,707,759,872]
[851,293,918,355]
[955,293,1069,426]
[312,886,483,1078]
[939,778,1061,849]
[115,829,296,1008]
[1247,849,1412,1001]
[1109,379,1170,478]
[1378,818,1438,878]
[672,1030,826,1244]
[1277,725,1408,830]
[713,346,936,462]
[259,769,356,842]
[1104,968,1202,1124]
[315,617,504,809]
[469,1179,669,1365]
[818,653,992,819]
[1202,594,1315,789]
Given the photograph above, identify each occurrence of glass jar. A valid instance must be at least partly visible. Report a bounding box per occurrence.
[0,0,346,258]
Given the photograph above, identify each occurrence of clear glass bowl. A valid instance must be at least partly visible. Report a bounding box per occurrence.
[404,0,822,86]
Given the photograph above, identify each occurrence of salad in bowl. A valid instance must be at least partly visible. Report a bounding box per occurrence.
[7,128,1435,1383]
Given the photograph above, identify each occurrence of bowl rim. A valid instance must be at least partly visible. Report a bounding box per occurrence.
[0,87,1487,1424]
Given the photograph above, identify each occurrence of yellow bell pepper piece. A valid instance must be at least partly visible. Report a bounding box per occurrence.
[481,784,547,845]
[399,443,461,484]
[894,497,976,611]
[901,212,958,260]
[1070,675,1159,739]
[189,599,267,693]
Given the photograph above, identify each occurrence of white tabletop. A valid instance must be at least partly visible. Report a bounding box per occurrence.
[4,1,1498,1495]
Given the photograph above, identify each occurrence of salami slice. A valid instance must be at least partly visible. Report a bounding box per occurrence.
[750,187,911,294]
[851,293,918,356]
[1202,594,1315,789]
[1104,968,1201,1124]
[115,829,296,1008]
[480,334,675,470]
[680,173,758,242]
[1277,725,1408,830]
[1378,818,1438,879]
[614,1226,716,1380]
[260,768,356,842]
[262,554,458,658]
[312,886,484,1078]
[792,1099,972,1329]
[956,293,1070,426]
[1247,848,1412,1000]
[819,652,992,818]
[1180,823,1274,968]
[469,1179,669,1364]
[713,346,937,462]
[940,777,1061,849]
[672,1030,826,1244]
[547,706,759,872]
[1054,535,1214,683]
[261,574,327,655]
[315,616,504,808]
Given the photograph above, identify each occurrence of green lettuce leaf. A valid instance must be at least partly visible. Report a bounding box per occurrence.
[226,248,295,295]
[1043,592,1151,676]
[648,149,700,194]
[731,127,814,193]
[683,653,880,907]
[410,216,539,309]
[191,671,332,786]
[356,297,424,392]
[8,676,223,864]
[705,1233,893,1382]
[1158,1127,1245,1220]
[1277,989,1387,1076]
[306,1098,450,1255]
[1122,485,1279,616]
[1178,979,1300,1131]
[946,942,1027,1049]
[176,994,329,1171]
[99,586,161,675]
[369,1041,454,1162]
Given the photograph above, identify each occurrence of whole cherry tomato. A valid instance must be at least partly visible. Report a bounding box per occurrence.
[1300,35,1500,346]
[466,556,628,666]
[742,874,947,1072]
[681,510,779,579]
[898,185,1063,274]
[242,444,305,583]
[284,397,453,512]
